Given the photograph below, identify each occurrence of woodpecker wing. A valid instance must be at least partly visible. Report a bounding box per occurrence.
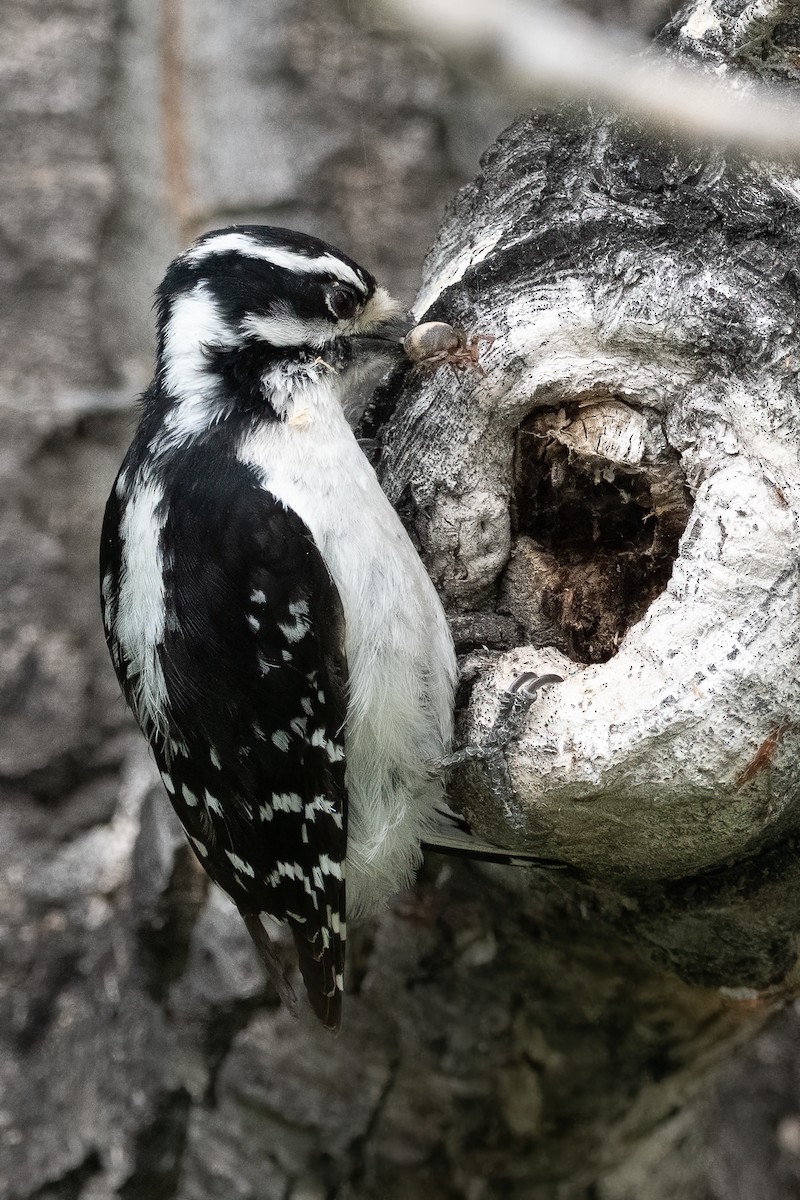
[102,442,349,1029]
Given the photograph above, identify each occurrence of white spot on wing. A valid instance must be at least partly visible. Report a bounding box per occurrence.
[205,791,223,815]
[305,796,341,826]
[309,730,343,762]
[279,613,310,642]
[320,854,343,879]
[272,730,290,752]
[225,851,255,877]
[273,792,302,813]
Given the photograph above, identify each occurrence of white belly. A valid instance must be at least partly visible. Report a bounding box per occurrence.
[238,377,457,915]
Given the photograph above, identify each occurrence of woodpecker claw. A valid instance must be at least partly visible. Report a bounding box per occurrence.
[495,672,564,727]
[437,672,563,831]
[437,672,563,771]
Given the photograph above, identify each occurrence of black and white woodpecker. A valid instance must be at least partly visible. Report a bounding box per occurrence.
[100,226,459,1030]
[101,226,559,1030]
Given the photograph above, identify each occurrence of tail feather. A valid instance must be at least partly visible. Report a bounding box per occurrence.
[424,803,569,869]
[238,904,345,1032]
[238,906,299,1015]
[291,923,344,1033]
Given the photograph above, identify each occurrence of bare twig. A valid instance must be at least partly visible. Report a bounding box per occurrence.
[380,0,800,162]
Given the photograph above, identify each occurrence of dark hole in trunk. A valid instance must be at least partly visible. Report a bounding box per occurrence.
[504,402,693,664]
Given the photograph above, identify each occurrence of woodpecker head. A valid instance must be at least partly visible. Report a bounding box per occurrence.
[152,225,406,424]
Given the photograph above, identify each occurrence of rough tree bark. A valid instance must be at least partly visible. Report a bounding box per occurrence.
[369,0,800,1191]
[2,0,800,1197]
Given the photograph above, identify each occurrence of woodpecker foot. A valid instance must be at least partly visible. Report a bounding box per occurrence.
[438,672,563,830]
[490,672,564,749]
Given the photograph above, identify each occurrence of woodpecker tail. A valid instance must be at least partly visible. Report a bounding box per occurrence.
[290,921,344,1034]
[238,904,345,1032]
[423,803,569,869]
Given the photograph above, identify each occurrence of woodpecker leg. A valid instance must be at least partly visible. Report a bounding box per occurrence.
[438,673,563,829]
[440,672,563,767]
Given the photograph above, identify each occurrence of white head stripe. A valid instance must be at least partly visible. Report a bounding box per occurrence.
[162,282,238,402]
[240,306,334,348]
[185,233,368,293]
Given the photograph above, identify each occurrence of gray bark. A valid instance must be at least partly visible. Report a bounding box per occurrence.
[3,0,800,1198]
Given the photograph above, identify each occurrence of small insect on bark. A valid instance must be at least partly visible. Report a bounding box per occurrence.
[403,321,495,378]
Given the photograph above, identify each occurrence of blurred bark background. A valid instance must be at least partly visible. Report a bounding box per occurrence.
[2,0,800,1198]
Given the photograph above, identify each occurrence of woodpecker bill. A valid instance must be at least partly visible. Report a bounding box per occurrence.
[100,226,460,1030]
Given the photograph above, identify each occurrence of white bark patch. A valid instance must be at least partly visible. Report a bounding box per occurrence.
[414,227,504,317]
[386,189,800,883]
[681,0,722,40]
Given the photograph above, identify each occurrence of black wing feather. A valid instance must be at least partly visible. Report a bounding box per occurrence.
[104,439,348,1029]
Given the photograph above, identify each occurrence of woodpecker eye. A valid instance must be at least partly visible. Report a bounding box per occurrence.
[326,284,361,321]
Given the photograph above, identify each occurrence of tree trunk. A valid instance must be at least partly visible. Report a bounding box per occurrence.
[3,0,800,1197]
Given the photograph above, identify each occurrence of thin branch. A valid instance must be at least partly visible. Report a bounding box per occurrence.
[379,0,800,162]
